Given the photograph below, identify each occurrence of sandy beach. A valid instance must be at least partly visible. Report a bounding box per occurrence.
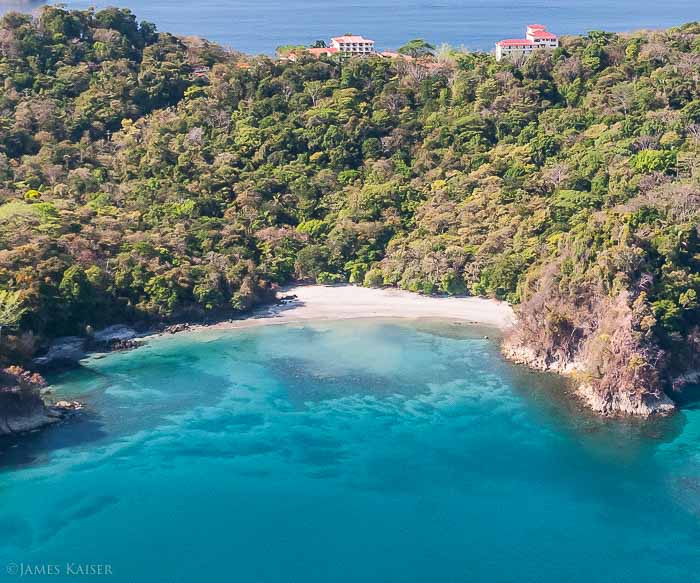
[204,285,516,331]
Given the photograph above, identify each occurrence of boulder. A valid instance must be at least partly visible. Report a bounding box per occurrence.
[33,336,86,369]
[92,325,137,343]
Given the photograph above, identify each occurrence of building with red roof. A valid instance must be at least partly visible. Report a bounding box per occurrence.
[330,35,375,55]
[496,25,558,61]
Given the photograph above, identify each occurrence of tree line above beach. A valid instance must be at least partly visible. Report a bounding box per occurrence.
[1,7,699,408]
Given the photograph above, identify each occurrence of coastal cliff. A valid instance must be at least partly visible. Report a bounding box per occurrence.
[503,290,679,416]
[0,367,83,435]
[0,367,55,435]
[502,341,675,416]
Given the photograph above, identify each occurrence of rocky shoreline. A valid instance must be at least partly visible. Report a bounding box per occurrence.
[501,340,676,417]
[0,367,84,437]
[32,324,145,370]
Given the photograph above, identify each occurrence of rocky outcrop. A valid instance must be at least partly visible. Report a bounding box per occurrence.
[0,367,83,436]
[502,335,676,417]
[163,323,191,334]
[33,336,86,369]
[0,385,55,435]
[502,283,683,418]
[91,324,136,343]
[501,341,583,375]
[88,325,140,352]
[576,382,675,416]
[33,325,140,370]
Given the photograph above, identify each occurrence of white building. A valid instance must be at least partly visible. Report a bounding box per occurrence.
[495,25,559,61]
[330,35,375,55]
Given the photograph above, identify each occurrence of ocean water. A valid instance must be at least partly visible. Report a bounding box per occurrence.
[1,0,699,54]
[0,319,699,582]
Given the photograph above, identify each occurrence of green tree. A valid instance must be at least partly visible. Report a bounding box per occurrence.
[398,39,435,58]
[0,291,27,336]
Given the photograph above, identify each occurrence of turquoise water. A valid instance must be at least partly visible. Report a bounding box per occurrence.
[2,0,700,54]
[1,319,699,582]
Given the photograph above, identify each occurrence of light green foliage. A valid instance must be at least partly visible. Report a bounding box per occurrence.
[0,290,26,329]
[0,201,38,221]
[631,150,676,173]
[363,268,384,288]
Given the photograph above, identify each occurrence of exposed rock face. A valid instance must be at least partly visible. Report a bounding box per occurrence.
[33,324,140,370]
[33,336,86,369]
[501,342,583,375]
[88,325,140,352]
[1,368,53,435]
[91,325,137,344]
[576,383,675,417]
[0,385,56,435]
[502,337,676,417]
[0,367,83,436]
[164,323,191,334]
[502,286,682,418]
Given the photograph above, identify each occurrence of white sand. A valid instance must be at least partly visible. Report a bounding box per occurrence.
[205,285,516,331]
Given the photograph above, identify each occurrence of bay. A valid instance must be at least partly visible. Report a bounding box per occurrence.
[0,319,699,582]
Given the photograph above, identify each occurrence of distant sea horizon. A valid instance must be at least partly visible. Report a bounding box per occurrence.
[1,0,699,55]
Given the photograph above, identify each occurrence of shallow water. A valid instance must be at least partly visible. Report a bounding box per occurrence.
[0,319,699,582]
[2,0,700,54]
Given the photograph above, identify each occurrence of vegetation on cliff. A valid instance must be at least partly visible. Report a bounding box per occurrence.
[1,7,699,412]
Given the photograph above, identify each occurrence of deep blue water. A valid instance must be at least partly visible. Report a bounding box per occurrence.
[1,0,699,54]
[0,319,699,582]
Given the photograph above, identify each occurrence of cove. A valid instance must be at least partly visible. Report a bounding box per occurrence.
[0,319,699,582]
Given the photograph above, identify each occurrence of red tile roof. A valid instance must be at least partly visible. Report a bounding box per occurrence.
[527,24,546,30]
[497,39,536,47]
[531,31,558,39]
[331,35,374,44]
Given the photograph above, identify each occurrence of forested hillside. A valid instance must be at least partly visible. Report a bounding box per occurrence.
[1,7,699,413]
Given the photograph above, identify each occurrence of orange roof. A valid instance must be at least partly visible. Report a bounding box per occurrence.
[528,24,546,30]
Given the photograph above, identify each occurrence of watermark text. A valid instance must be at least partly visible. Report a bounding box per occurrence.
[6,563,113,577]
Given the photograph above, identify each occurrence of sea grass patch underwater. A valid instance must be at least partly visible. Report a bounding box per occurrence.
[1,320,699,582]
